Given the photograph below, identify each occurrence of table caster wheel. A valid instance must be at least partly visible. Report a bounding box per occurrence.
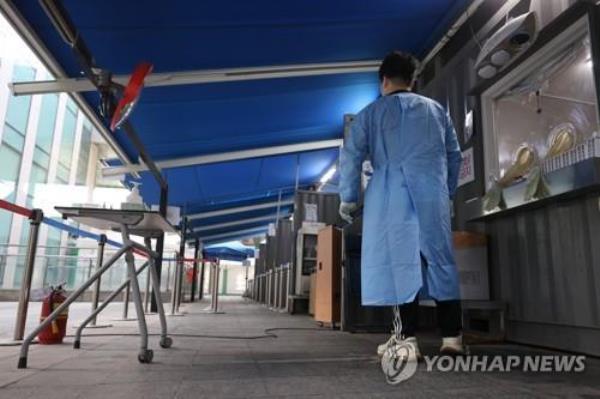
[160,336,173,348]
[138,349,153,364]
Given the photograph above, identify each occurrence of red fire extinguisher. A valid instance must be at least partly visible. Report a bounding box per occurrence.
[38,285,68,344]
[185,266,195,284]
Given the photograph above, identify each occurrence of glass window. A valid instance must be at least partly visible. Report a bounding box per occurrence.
[44,224,62,286]
[33,147,51,170]
[2,124,25,152]
[56,106,77,182]
[36,94,58,154]
[0,145,21,197]
[0,145,20,250]
[27,164,48,201]
[483,18,599,182]
[12,222,31,287]
[76,123,92,185]
[3,66,35,135]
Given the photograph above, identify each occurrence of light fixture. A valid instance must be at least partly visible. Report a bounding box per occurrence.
[319,165,337,184]
[475,11,538,80]
[478,64,497,79]
[491,49,511,66]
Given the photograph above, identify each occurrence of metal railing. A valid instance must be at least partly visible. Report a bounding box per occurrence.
[250,264,290,312]
[0,199,194,346]
[0,244,177,293]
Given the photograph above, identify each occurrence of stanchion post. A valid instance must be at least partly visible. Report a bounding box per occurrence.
[90,234,106,326]
[13,209,43,341]
[199,257,206,301]
[176,217,187,312]
[190,239,199,302]
[123,281,130,319]
[213,260,220,312]
[170,256,179,315]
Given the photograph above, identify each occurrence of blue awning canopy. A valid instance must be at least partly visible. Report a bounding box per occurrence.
[7,0,470,242]
[203,241,255,262]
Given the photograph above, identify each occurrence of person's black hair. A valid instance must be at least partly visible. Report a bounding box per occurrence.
[378,51,418,85]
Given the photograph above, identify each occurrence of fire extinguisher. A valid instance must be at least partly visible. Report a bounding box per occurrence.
[185,266,194,284]
[38,284,68,344]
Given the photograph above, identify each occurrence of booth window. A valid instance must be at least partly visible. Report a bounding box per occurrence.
[481,17,599,187]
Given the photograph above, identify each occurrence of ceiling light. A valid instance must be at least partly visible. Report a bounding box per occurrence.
[319,165,337,184]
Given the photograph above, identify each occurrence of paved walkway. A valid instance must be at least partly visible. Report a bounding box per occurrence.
[0,297,599,398]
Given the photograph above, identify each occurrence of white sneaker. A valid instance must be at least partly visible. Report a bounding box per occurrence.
[440,335,465,355]
[377,335,421,359]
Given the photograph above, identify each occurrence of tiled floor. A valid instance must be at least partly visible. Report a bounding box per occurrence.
[0,297,599,398]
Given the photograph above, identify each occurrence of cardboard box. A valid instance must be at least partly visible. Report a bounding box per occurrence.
[453,231,489,301]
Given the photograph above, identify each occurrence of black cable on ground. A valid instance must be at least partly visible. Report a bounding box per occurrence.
[0,327,339,346]
[67,327,338,341]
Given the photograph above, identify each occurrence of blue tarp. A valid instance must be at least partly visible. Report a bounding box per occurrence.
[203,241,255,262]
[12,0,470,241]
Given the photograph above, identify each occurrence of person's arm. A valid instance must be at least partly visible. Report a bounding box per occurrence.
[445,113,462,198]
[339,111,369,204]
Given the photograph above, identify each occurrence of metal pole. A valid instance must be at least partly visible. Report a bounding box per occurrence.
[176,256,184,312]
[18,246,129,368]
[122,281,130,319]
[87,259,93,279]
[151,185,168,312]
[165,259,171,296]
[245,266,249,297]
[13,209,43,341]
[295,153,300,190]
[119,225,150,362]
[199,257,206,301]
[213,261,220,313]
[170,256,179,315]
[143,264,151,313]
[90,234,106,326]
[75,261,149,348]
[176,217,187,312]
[190,239,199,302]
[144,237,171,347]
[210,263,216,310]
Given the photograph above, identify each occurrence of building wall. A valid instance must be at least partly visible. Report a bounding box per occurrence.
[420,0,600,354]
[0,19,128,289]
[201,262,251,296]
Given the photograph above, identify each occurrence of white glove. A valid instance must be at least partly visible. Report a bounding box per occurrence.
[339,202,358,223]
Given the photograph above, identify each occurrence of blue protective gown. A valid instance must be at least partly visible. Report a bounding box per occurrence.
[339,92,462,306]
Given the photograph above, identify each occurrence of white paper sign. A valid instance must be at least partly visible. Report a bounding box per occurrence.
[458,147,475,187]
[304,203,318,222]
[268,223,276,237]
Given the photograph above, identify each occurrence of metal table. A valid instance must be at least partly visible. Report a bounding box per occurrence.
[18,207,175,368]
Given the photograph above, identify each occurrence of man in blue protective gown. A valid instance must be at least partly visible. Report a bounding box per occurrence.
[339,51,464,358]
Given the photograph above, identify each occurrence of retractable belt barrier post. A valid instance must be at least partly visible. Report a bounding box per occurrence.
[90,234,107,327]
[13,209,43,341]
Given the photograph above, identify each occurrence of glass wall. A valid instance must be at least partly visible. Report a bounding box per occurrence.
[0,65,35,286]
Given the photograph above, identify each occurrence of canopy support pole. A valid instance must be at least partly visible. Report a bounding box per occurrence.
[151,185,168,312]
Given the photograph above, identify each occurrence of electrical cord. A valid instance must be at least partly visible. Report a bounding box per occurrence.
[66,327,335,340]
[0,327,337,347]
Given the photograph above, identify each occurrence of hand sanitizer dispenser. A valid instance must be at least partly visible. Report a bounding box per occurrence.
[122,182,146,211]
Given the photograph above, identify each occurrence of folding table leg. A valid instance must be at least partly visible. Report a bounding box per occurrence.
[121,226,152,364]
[74,261,149,349]
[145,238,171,349]
[18,246,128,368]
